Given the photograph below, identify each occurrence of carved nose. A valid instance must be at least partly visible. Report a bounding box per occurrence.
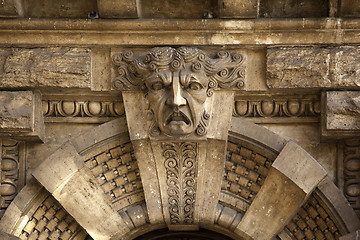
[167,76,186,107]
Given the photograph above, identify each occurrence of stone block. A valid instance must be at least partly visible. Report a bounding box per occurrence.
[0,91,33,132]
[139,0,217,18]
[24,0,97,18]
[236,168,306,239]
[267,46,360,88]
[259,0,328,18]
[218,0,257,18]
[340,0,360,17]
[322,91,360,140]
[97,0,138,18]
[0,48,90,88]
[0,91,44,142]
[326,91,360,130]
[32,141,83,194]
[0,0,19,17]
[272,141,327,194]
[267,47,331,88]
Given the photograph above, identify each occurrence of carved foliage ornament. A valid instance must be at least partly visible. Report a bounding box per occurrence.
[162,142,197,225]
[112,47,245,137]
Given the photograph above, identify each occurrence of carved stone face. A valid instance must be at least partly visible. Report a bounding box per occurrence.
[145,64,208,136]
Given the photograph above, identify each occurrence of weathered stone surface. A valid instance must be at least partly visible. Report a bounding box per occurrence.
[340,230,360,240]
[0,0,18,17]
[140,0,217,18]
[24,0,97,18]
[97,0,138,18]
[261,124,337,182]
[236,168,306,239]
[259,0,328,18]
[0,91,44,142]
[326,91,360,130]
[340,0,360,17]
[0,230,19,240]
[272,141,327,194]
[0,91,33,132]
[267,47,331,88]
[267,46,360,88]
[0,48,90,88]
[91,48,112,91]
[218,0,257,18]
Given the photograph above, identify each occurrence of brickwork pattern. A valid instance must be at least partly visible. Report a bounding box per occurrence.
[286,193,344,240]
[19,195,89,240]
[84,137,144,210]
[222,138,276,203]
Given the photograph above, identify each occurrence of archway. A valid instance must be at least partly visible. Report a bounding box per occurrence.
[0,116,358,240]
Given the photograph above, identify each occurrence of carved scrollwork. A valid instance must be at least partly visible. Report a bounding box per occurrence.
[112,47,245,91]
[162,142,197,224]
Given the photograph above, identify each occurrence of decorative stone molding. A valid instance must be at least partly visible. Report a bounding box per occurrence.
[0,140,25,218]
[339,139,360,218]
[162,142,197,225]
[233,94,320,123]
[42,94,124,123]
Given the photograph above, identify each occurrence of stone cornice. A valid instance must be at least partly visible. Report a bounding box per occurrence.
[1,18,360,46]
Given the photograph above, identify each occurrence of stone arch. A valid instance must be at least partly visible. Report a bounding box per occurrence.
[0,117,359,240]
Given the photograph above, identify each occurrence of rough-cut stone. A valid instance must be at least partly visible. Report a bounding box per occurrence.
[267,47,331,88]
[267,46,360,88]
[218,0,257,18]
[0,91,44,142]
[326,91,360,130]
[0,48,90,88]
[0,91,33,132]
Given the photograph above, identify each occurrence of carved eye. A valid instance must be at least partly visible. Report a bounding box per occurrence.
[151,82,164,91]
[188,82,202,91]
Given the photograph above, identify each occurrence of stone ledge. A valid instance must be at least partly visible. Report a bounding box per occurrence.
[2,18,360,46]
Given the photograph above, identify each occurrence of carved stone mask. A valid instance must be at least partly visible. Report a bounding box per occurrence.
[112,47,245,137]
[145,63,208,136]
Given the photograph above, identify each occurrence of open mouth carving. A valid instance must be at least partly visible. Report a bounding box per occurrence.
[166,111,191,125]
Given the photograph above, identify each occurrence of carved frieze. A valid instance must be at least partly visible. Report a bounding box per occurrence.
[341,140,360,218]
[42,95,124,123]
[233,94,320,123]
[112,47,244,138]
[0,140,25,218]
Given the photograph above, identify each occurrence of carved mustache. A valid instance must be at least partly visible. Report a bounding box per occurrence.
[165,111,191,125]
